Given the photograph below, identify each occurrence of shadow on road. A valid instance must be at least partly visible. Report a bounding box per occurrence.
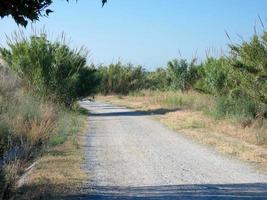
[89,108,180,117]
[64,183,267,200]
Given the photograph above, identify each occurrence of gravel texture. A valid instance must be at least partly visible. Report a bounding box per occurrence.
[76,101,267,200]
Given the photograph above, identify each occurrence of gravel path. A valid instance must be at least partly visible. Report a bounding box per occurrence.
[75,101,267,200]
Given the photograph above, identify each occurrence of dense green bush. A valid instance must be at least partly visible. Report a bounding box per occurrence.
[213,96,257,119]
[146,68,168,90]
[167,59,199,91]
[194,57,233,95]
[194,32,267,119]
[98,62,147,94]
[98,59,200,94]
[229,33,267,117]
[0,34,99,106]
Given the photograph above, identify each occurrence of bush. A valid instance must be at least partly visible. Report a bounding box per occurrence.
[167,59,199,91]
[0,33,99,106]
[194,57,234,95]
[98,62,147,95]
[213,96,257,119]
[146,68,168,90]
[229,33,267,118]
[0,64,85,198]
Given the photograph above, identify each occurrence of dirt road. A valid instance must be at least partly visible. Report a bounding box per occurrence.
[75,101,267,199]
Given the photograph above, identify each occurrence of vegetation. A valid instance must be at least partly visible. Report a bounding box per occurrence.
[98,62,147,95]
[0,33,99,106]
[0,6,267,196]
[95,30,267,172]
[98,31,267,123]
[0,0,107,26]
[15,112,87,200]
[97,59,200,94]
[0,64,86,199]
[0,32,95,199]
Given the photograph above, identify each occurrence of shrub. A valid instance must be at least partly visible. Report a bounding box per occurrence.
[213,96,257,119]
[0,33,99,106]
[194,57,234,95]
[0,63,85,198]
[229,33,267,118]
[98,62,147,95]
[146,68,168,90]
[167,59,200,91]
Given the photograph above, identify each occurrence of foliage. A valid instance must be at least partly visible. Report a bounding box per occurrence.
[146,68,168,90]
[193,32,267,119]
[213,96,257,119]
[229,32,267,117]
[167,59,199,91]
[98,62,147,95]
[0,33,99,106]
[98,59,200,94]
[97,30,267,121]
[0,65,85,198]
[194,57,233,95]
[0,0,107,27]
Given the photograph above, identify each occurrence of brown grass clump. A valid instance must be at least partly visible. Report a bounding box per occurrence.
[15,119,88,200]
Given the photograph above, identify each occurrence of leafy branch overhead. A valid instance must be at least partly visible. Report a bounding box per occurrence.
[0,0,108,27]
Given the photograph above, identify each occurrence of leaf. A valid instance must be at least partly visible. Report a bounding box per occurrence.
[45,9,53,16]
[102,0,107,7]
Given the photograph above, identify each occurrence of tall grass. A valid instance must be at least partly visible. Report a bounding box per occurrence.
[0,65,84,199]
[49,110,82,147]
[136,90,215,112]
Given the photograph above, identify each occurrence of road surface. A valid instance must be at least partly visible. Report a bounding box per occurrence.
[72,101,267,199]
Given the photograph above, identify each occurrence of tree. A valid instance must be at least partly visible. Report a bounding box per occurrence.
[0,0,107,27]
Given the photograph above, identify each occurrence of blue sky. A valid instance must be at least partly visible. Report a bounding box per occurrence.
[0,0,267,69]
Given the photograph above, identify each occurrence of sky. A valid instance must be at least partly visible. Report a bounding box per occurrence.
[0,0,267,69]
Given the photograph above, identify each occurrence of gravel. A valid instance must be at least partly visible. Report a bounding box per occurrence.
[77,101,267,199]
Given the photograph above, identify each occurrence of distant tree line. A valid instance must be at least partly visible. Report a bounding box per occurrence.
[0,30,266,119]
[97,31,267,119]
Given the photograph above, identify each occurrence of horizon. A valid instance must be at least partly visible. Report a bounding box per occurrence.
[1,0,267,69]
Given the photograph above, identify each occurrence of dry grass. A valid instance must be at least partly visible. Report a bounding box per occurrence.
[98,91,267,172]
[15,116,88,200]
[1,60,89,199]
[12,100,57,148]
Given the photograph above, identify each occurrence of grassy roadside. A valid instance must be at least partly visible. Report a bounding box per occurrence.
[98,91,267,172]
[14,110,88,200]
